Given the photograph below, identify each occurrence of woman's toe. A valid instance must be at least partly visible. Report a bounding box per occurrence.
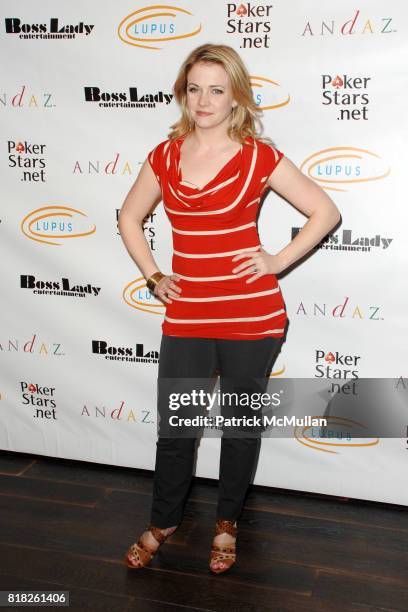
[127,556,138,567]
[212,561,224,570]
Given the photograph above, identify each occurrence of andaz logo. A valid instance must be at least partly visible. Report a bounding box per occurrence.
[0,85,54,108]
[302,9,396,36]
[296,297,383,321]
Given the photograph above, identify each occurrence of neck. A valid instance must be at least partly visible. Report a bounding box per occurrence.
[188,121,236,151]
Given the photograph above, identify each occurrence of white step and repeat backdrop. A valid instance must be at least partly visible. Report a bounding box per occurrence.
[1,0,407,505]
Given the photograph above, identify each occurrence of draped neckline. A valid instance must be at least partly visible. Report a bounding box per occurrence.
[174,134,246,192]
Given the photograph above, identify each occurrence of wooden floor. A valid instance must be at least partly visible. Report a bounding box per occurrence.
[0,450,407,612]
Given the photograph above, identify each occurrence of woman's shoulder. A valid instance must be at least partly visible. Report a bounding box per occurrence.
[148,137,172,156]
[252,137,284,163]
[251,138,284,176]
[147,138,174,172]
[252,137,281,153]
[147,138,173,176]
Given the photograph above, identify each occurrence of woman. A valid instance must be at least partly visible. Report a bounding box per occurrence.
[119,43,340,574]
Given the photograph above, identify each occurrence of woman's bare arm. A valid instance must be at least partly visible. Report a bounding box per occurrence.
[267,156,341,270]
[118,159,163,280]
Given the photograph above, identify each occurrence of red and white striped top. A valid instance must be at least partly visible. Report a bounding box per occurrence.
[147,134,288,340]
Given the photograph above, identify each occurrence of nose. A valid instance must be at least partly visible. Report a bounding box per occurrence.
[198,90,210,107]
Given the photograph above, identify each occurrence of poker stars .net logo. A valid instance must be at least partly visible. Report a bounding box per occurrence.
[7,140,47,182]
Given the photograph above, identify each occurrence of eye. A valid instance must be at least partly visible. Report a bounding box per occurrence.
[213,89,224,94]
[187,86,198,93]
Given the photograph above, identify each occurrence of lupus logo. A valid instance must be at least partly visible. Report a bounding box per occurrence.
[294,416,379,454]
[117,6,202,50]
[268,363,286,377]
[123,277,165,314]
[300,147,391,192]
[21,206,96,246]
[250,75,290,111]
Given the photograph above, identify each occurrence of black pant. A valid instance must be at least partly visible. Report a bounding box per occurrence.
[150,333,283,527]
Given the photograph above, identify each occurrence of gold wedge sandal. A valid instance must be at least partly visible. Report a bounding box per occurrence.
[125,523,177,569]
[209,519,237,574]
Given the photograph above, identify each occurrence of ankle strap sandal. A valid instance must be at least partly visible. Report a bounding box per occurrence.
[209,519,237,574]
[147,523,168,546]
[215,519,237,538]
[125,523,175,569]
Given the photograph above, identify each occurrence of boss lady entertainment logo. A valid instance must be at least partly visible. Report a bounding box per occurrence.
[321,74,371,121]
[83,86,173,109]
[20,275,101,298]
[5,17,94,39]
[291,227,393,253]
[92,340,159,364]
[8,140,46,182]
[226,3,274,48]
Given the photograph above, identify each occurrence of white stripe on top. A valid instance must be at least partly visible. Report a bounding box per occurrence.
[164,308,285,324]
[176,287,280,302]
[173,245,260,258]
[231,328,285,335]
[176,174,240,198]
[174,273,248,281]
[171,222,256,235]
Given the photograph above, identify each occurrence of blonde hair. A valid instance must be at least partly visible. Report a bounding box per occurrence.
[168,43,274,146]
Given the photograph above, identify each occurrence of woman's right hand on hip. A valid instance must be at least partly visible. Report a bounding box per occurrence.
[154,274,182,304]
